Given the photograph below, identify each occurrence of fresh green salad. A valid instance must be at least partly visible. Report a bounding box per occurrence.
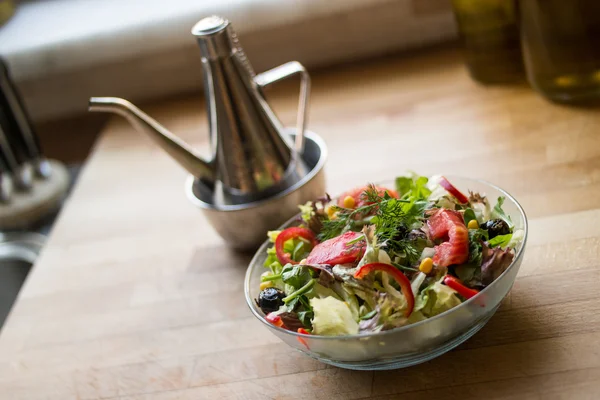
[255,174,524,336]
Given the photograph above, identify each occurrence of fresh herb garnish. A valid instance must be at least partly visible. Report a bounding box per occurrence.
[320,183,428,265]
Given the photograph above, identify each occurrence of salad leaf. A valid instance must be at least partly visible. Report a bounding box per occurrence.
[310,296,359,336]
[463,208,477,226]
[281,264,312,289]
[454,264,482,288]
[507,229,525,249]
[492,197,514,229]
[468,228,489,265]
[395,177,413,197]
[267,230,281,243]
[331,281,360,320]
[264,247,283,274]
[358,307,381,333]
[395,175,431,200]
[297,310,314,328]
[376,293,408,329]
[278,312,306,331]
[298,201,314,224]
[416,281,462,317]
[488,233,513,248]
[469,192,492,222]
[361,309,378,320]
[481,243,514,285]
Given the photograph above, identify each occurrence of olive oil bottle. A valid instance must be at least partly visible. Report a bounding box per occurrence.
[519,0,600,103]
[452,0,525,84]
[0,0,14,27]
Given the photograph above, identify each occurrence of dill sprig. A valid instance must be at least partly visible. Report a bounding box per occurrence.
[319,184,426,266]
[318,202,377,241]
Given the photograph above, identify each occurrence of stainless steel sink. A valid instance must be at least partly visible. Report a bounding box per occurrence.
[0,232,45,328]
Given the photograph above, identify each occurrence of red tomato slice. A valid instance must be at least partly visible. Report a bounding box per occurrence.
[427,209,469,267]
[439,176,469,204]
[337,185,398,208]
[306,231,366,266]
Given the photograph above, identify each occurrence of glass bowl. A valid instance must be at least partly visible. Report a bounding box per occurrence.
[244,176,528,370]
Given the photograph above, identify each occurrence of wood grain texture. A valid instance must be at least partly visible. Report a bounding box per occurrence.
[2,45,600,399]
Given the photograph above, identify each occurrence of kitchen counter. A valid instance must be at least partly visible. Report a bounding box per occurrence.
[2,45,600,399]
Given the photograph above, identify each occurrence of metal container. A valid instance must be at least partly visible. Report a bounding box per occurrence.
[186,130,326,250]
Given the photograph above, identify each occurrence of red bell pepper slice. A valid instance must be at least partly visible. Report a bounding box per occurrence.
[265,312,284,328]
[306,231,366,265]
[354,262,414,317]
[439,176,469,204]
[443,275,480,299]
[275,227,318,265]
[297,328,310,349]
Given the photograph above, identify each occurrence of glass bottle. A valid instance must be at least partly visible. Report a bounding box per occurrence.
[452,0,525,84]
[0,0,15,27]
[519,0,600,103]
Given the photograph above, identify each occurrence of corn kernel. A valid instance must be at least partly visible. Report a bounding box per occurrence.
[343,195,356,209]
[419,257,433,274]
[260,281,273,290]
[299,258,307,265]
[325,205,335,218]
[467,219,479,229]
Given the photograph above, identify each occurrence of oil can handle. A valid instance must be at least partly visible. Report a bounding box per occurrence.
[254,61,311,155]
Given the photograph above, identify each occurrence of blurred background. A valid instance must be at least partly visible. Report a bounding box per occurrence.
[0,0,458,163]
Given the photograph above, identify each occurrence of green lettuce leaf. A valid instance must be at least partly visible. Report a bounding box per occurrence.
[488,233,513,248]
[310,296,359,336]
[395,174,431,200]
[416,281,462,317]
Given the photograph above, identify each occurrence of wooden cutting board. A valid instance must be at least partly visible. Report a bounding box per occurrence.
[1,45,600,399]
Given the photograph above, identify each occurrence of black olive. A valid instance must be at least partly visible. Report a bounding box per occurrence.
[481,219,511,239]
[257,287,285,314]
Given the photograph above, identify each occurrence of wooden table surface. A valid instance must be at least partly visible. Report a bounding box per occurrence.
[2,45,600,399]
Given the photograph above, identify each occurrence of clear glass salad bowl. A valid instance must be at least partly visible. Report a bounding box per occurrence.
[244,177,528,370]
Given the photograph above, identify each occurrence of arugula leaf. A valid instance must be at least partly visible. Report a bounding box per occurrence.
[488,233,513,248]
[463,208,477,226]
[492,197,514,229]
[281,264,312,288]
